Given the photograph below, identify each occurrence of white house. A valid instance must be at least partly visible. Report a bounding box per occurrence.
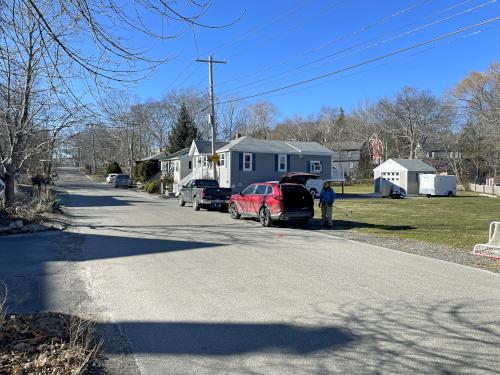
[374,158,436,196]
[160,147,191,193]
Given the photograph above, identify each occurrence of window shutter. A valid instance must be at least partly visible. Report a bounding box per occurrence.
[275,154,278,172]
[239,153,243,170]
[287,155,291,172]
[252,153,256,171]
[307,161,311,173]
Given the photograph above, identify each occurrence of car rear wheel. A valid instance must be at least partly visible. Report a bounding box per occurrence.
[178,196,185,207]
[193,197,200,211]
[309,188,317,198]
[229,203,240,219]
[259,207,272,227]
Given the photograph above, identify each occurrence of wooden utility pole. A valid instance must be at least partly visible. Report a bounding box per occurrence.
[196,55,226,180]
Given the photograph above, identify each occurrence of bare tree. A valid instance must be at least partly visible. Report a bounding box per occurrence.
[244,101,279,139]
[377,87,452,159]
[453,63,500,184]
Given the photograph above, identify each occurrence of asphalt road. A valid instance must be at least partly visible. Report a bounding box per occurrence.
[1,168,499,374]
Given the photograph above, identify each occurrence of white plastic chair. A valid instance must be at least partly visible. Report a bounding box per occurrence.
[472,221,500,258]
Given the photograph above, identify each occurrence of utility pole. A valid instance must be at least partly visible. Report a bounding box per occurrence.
[196,54,226,180]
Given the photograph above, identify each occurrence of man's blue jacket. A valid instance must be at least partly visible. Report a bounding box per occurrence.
[319,187,336,206]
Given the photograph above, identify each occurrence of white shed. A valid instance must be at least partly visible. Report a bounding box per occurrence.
[374,159,436,196]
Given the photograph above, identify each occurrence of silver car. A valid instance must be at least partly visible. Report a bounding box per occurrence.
[113,174,132,188]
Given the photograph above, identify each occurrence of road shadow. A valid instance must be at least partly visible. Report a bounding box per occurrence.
[307,298,500,374]
[304,218,416,231]
[98,321,356,356]
[93,298,500,374]
[58,193,152,208]
[0,231,225,312]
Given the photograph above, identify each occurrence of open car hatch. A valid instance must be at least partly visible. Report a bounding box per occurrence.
[279,172,320,185]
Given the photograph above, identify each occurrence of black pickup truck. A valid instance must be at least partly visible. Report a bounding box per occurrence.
[178,179,232,211]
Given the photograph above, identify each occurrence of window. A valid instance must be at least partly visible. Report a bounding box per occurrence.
[203,155,208,168]
[197,156,202,167]
[310,160,322,173]
[278,154,287,172]
[188,161,192,169]
[346,150,352,158]
[255,185,268,195]
[242,184,256,195]
[174,161,179,172]
[349,162,354,169]
[219,153,225,167]
[243,153,253,171]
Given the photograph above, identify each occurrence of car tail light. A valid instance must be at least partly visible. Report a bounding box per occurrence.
[200,189,205,199]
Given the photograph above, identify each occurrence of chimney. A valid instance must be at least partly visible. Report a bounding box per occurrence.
[235,132,242,140]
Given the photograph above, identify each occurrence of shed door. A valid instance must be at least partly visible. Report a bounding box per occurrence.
[381,171,400,184]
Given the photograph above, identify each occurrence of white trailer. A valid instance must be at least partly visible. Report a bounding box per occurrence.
[419,174,457,197]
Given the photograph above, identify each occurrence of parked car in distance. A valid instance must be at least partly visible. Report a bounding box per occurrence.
[228,177,314,227]
[106,173,119,184]
[178,179,232,211]
[113,174,132,188]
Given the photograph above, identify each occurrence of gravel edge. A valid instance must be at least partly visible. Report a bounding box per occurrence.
[321,228,499,273]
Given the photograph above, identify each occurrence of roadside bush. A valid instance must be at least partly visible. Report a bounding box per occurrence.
[106,162,122,175]
[144,180,161,194]
[134,160,158,182]
[35,188,60,213]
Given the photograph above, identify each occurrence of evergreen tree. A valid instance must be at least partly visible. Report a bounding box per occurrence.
[168,103,199,153]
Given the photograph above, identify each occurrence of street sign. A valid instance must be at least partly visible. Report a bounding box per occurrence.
[209,154,220,163]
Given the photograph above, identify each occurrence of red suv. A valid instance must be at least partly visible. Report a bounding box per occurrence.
[228,181,314,226]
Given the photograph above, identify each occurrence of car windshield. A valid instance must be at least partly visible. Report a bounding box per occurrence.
[193,180,219,187]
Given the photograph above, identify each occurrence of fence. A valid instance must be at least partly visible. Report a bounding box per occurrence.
[470,183,500,196]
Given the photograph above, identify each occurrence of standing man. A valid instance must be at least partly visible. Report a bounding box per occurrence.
[319,181,336,228]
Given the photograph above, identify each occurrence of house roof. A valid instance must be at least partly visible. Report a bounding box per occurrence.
[165,147,189,160]
[422,142,462,151]
[216,136,334,155]
[190,140,229,155]
[138,151,169,162]
[374,158,436,172]
[333,142,363,151]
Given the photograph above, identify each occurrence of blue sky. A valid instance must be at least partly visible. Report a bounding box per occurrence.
[130,0,500,119]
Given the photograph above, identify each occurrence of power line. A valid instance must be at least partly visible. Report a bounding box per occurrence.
[218,0,497,98]
[216,0,433,88]
[215,16,500,106]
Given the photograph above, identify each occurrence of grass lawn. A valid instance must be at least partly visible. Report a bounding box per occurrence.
[315,194,500,250]
[335,183,374,194]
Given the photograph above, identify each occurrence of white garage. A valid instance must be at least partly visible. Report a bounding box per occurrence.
[374,159,436,196]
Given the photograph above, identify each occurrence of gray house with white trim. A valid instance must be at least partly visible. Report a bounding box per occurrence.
[215,136,334,192]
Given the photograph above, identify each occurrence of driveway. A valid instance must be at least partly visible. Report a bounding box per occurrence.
[1,168,499,374]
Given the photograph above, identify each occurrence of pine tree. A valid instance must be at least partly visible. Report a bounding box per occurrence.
[168,103,198,153]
